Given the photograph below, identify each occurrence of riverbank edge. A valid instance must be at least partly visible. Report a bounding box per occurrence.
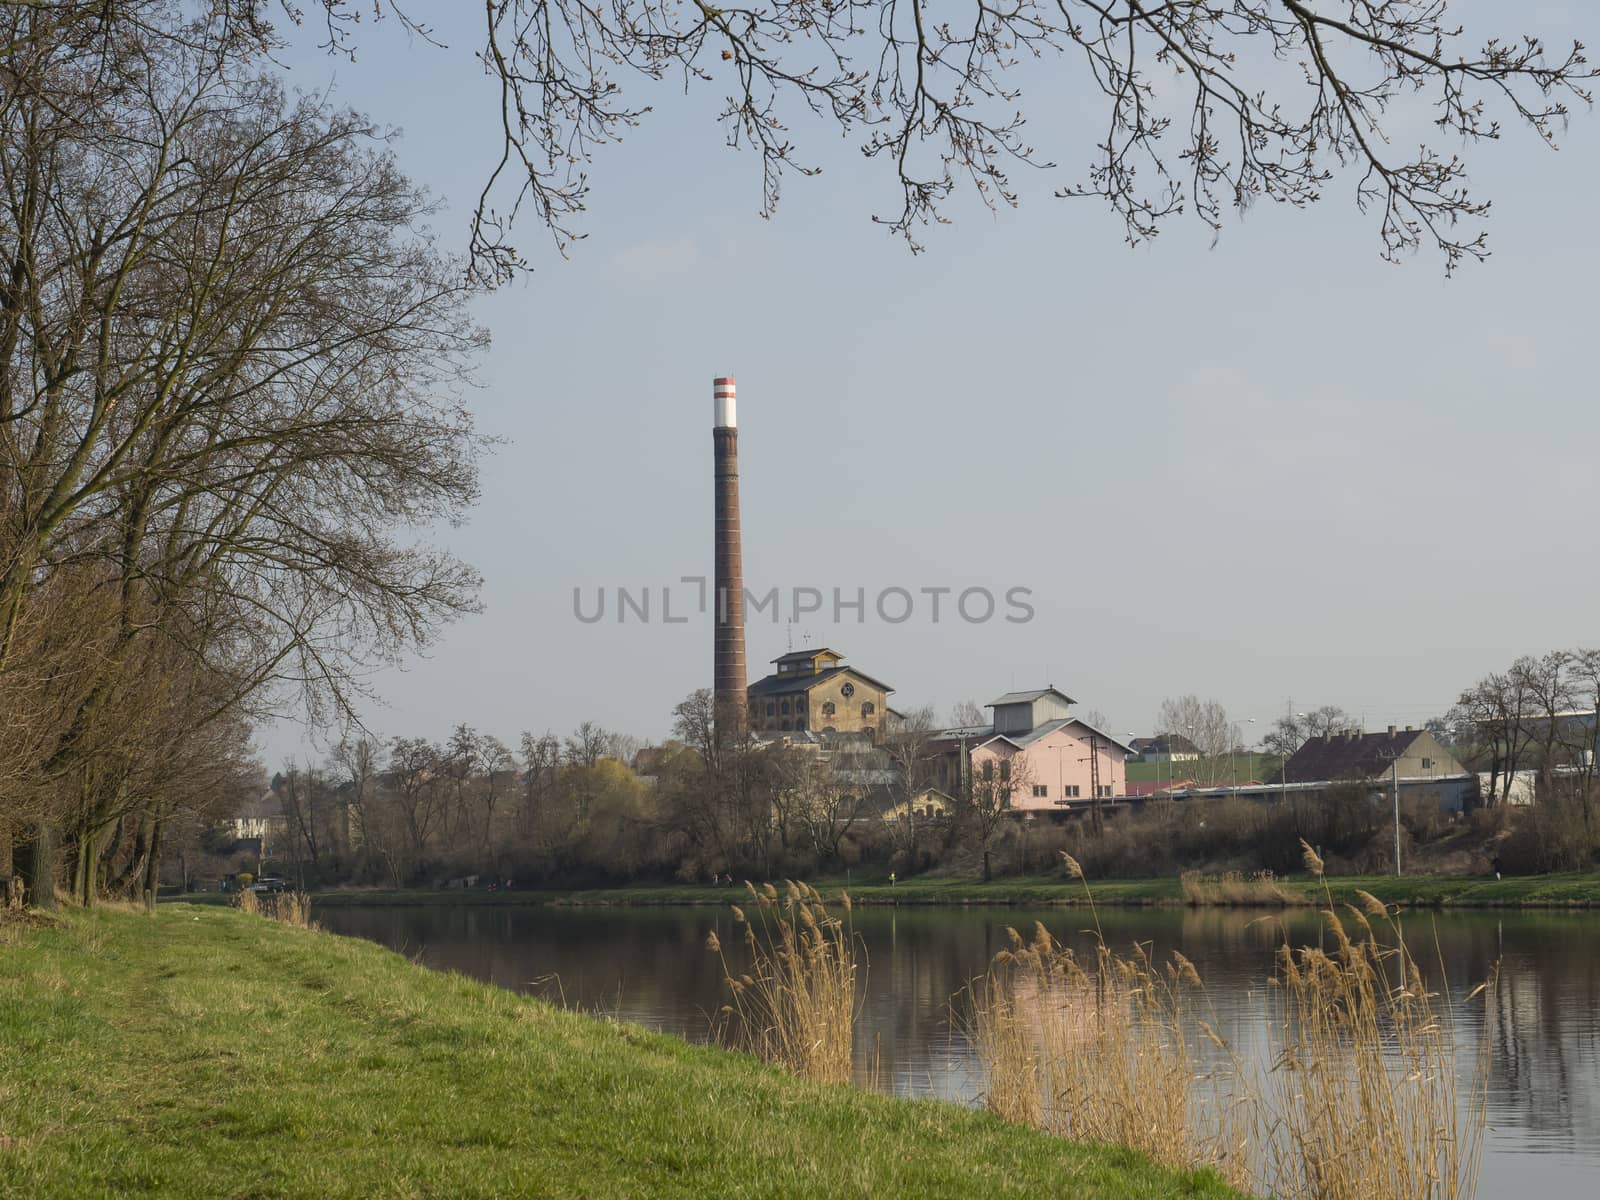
[0,905,1240,1200]
[261,871,1600,911]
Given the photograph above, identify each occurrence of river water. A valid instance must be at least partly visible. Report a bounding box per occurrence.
[318,902,1600,1197]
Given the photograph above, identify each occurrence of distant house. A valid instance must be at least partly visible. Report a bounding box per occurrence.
[884,787,953,823]
[1128,734,1202,763]
[1284,725,1466,785]
[929,687,1133,814]
[228,790,289,844]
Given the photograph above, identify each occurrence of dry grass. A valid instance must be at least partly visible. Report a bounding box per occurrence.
[234,888,316,930]
[972,847,1493,1200]
[269,892,316,929]
[708,881,861,1085]
[1180,870,1309,908]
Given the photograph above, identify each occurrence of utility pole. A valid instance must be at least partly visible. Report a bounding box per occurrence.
[1089,734,1104,836]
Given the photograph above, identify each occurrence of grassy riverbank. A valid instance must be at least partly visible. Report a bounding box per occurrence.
[0,904,1239,1199]
[287,869,1600,910]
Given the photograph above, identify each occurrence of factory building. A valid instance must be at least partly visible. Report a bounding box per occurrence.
[746,648,895,738]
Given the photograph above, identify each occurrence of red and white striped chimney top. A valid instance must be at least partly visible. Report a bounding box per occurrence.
[713,376,736,428]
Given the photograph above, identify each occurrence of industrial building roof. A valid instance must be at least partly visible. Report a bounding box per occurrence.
[986,687,1077,708]
[747,665,896,697]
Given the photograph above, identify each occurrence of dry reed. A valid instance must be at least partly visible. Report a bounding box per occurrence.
[1180,869,1309,908]
[234,887,316,930]
[974,843,1494,1200]
[270,891,316,929]
[708,881,860,1085]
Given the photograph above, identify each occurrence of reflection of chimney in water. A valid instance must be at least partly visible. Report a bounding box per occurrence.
[713,377,746,729]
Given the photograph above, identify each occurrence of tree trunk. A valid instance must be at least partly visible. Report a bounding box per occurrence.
[982,848,992,883]
[18,819,58,911]
[110,818,151,895]
[143,820,162,914]
[0,817,12,877]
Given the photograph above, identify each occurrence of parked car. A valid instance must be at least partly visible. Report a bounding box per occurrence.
[250,877,291,894]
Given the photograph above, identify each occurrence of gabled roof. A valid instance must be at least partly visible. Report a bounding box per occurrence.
[933,716,1135,754]
[1070,718,1137,754]
[1005,718,1135,752]
[772,647,843,665]
[987,686,1076,708]
[1284,729,1435,784]
[747,664,896,698]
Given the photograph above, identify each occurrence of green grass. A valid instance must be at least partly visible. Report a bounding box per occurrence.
[1124,754,1281,784]
[255,869,1600,911]
[0,904,1241,1199]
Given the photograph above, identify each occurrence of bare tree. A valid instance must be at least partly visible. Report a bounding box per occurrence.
[1451,669,1539,807]
[1156,695,1239,785]
[1262,705,1355,759]
[949,699,986,728]
[518,732,562,836]
[883,705,938,862]
[10,3,1593,280]
[387,737,445,881]
[773,749,864,867]
[332,732,387,878]
[0,12,489,899]
[959,751,1033,882]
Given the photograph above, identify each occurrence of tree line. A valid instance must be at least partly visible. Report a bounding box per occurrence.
[1447,649,1600,871]
[225,696,1086,888]
[0,6,484,910]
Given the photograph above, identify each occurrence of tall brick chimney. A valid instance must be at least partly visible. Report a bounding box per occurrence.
[712,376,746,729]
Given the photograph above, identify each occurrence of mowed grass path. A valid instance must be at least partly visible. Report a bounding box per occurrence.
[0,906,1240,1200]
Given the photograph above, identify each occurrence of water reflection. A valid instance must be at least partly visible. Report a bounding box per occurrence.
[319,903,1600,1198]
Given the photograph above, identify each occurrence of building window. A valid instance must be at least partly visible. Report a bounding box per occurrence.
[822,701,836,717]
[861,701,875,718]
[999,761,1011,783]
[1065,785,1080,798]
[780,699,790,715]
[982,760,994,782]
[1098,785,1112,798]
[1421,757,1433,770]
[766,702,775,717]
[1032,784,1048,798]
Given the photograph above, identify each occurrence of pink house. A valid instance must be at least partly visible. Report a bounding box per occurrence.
[934,688,1131,815]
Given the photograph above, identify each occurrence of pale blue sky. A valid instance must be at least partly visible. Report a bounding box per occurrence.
[265,2,1600,762]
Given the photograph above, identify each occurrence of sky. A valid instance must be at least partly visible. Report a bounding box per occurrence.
[261,2,1600,765]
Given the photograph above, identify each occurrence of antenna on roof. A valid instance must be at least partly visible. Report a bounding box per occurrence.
[785,623,794,652]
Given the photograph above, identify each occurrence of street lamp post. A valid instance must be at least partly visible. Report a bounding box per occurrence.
[1281,711,1307,825]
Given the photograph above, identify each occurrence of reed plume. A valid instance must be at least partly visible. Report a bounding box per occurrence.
[709,882,862,1085]
[973,881,1494,1200]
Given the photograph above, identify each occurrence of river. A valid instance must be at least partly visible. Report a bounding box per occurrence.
[318,902,1600,1197]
